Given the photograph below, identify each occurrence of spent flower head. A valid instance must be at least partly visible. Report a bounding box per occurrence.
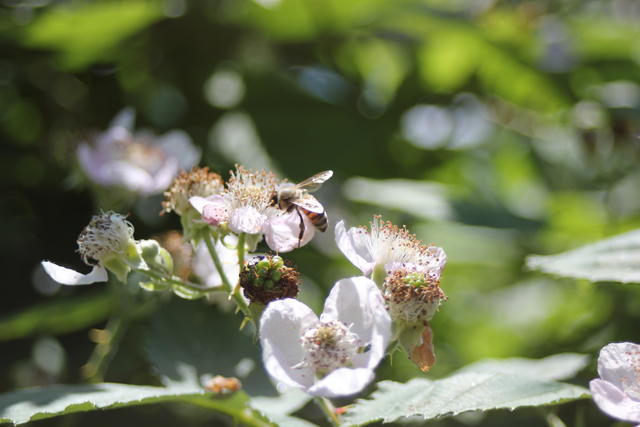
[383,269,446,326]
[240,255,300,305]
[260,276,391,397]
[162,167,224,216]
[42,211,141,285]
[590,342,640,425]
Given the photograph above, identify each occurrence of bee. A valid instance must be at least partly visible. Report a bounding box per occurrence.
[273,170,333,246]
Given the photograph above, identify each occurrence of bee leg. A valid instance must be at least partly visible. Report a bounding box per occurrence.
[296,208,305,248]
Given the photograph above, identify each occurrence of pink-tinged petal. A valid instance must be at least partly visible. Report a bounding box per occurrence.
[307,367,374,397]
[591,379,640,423]
[335,221,375,276]
[189,195,228,224]
[156,130,201,171]
[598,342,640,398]
[321,277,391,369]
[41,261,107,286]
[260,299,318,390]
[229,206,266,235]
[264,209,315,253]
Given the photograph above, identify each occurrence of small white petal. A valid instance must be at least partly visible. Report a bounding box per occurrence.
[189,196,212,215]
[264,209,315,253]
[41,261,107,286]
[230,206,266,235]
[598,342,640,398]
[322,277,391,369]
[591,379,640,423]
[260,299,318,390]
[307,367,374,397]
[106,161,157,193]
[109,107,135,131]
[156,130,201,171]
[335,220,375,275]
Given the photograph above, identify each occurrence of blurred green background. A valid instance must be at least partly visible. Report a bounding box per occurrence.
[2,0,640,425]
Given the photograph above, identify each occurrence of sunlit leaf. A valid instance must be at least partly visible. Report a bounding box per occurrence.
[251,388,313,427]
[0,291,115,342]
[343,356,590,426]
[145,300,273,394]
[0,383,207,425]
[527,229,640,283]
[22,1,163,69]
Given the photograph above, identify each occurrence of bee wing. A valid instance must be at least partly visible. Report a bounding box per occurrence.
[295,170,333,192]
[292,194,325,213]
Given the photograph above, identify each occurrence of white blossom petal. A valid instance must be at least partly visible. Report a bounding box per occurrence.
[260,299,318,390]
[264,209,315,253]
[109,107,135,131]
[229,206,266,235]
[591,379,640,423]
[321,276,391,369]
[155,130,201,171]
[41,261,108,286]
[597,342,640,399]
[307,367,374,397]
[335,220,375,275]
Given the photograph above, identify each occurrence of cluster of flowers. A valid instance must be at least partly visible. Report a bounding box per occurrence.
[42,163,449,398]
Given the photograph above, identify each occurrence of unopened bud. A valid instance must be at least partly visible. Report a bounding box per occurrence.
[239,255,300,305]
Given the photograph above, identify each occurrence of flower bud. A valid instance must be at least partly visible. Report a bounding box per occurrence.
[239,255,299,305]
[139,239,174,274]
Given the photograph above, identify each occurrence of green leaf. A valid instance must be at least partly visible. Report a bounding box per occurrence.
[0,291,115,342]
[21,1,163,69]
[454,353,589,381]
[171,283,206,300]
[251,389,314,427]
[145,300,273,394]
[526,229,640,283]
[342,357,590,426]
[0,383,204,425]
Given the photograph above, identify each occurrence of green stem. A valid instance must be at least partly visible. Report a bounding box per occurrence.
[203,234,253,321]
[135,268,220,293]
[84,315,127,383]
[315,397,340,426]
[233,233,246,294]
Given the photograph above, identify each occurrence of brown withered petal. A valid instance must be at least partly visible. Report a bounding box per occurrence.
[410,322,436,373]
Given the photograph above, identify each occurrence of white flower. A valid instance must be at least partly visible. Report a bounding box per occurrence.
[189,166,317,252]
[263,208,315,253]
[590,342,640,425]
[42,212,135,285]
[335,217,446,279]
[190,166,276,234]
[260,276,391,397]
[77,108,200,195]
